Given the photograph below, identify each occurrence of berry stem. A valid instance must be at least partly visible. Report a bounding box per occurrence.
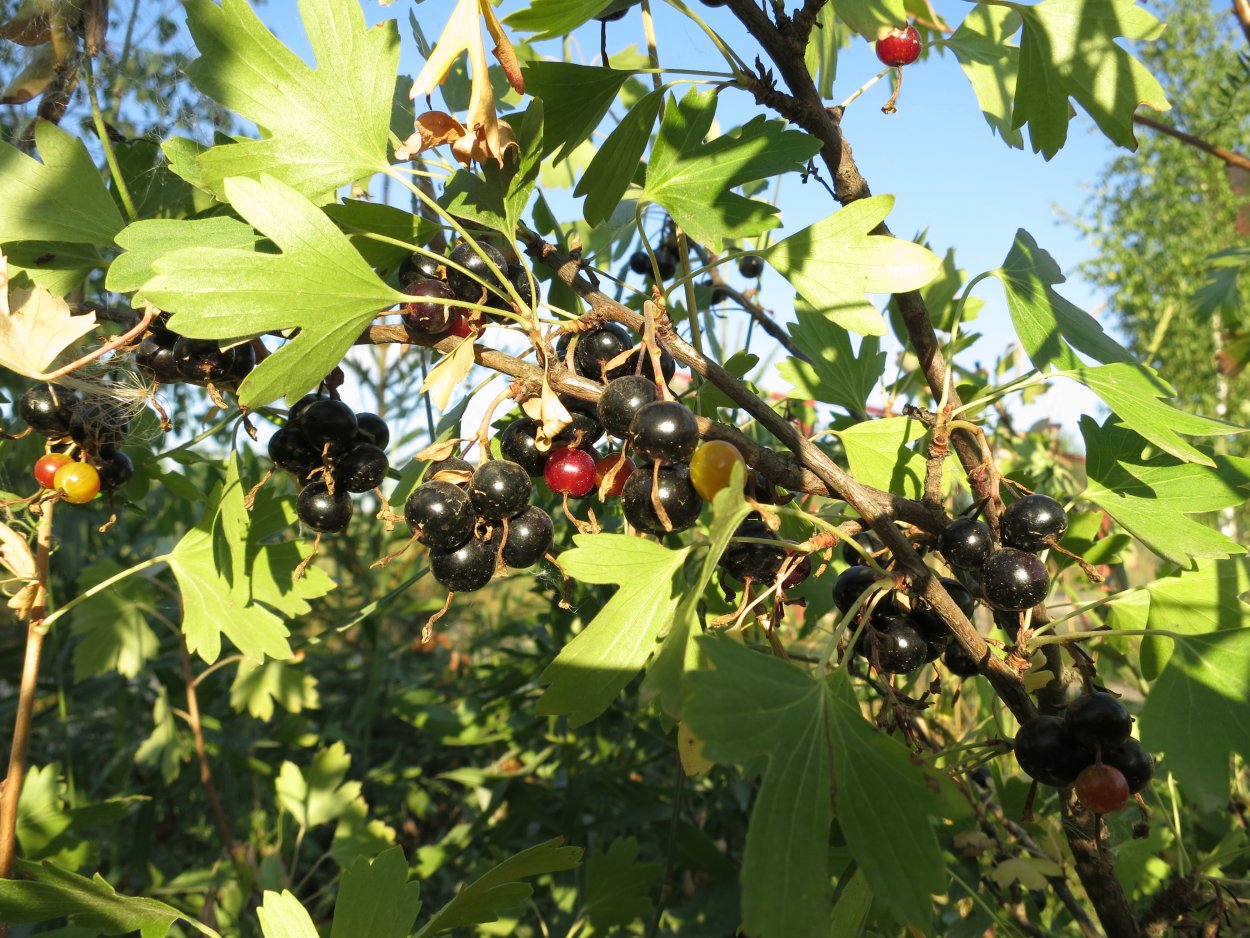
[837,66,892,111]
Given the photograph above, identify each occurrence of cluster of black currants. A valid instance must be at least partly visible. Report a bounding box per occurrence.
[1014,691,1154,813]
[939,494,1068,613]
[404,457,553,593]
[719,517,812,591]
[625,242,764,285]
[18,383,135,498]
[267,396,391,534]
[135,318,255,389]
[397,240,534,338]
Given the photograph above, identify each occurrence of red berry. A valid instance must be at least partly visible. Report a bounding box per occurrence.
[1075,764,1130,815]
[594,453,635,496]
[545,447,596,496]
[34,452,72,488]
[875,24,921,67]
[448,312,474,338]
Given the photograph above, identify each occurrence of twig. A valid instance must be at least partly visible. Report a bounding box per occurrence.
[1132,113,1250,173]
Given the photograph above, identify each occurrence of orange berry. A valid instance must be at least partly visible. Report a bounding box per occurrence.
[53,461,101,504]
[688,440,745,500]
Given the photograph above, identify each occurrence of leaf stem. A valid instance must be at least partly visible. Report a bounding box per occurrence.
[38,555,169,634]
[1028,626,1184,651]
[1028,586,1148,638]
[83,56,137,223]
[949,371,1046,419]
[676,228,705,363]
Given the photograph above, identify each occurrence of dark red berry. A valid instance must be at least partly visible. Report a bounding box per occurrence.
[402,279,458,334]
[544,447,596,496]
[594,453,635,496]
[1075,764,1130,814]
[875,24,921,67]
[1000,494,1068,552]
[982,549,1050,611]
[939,517,993,569]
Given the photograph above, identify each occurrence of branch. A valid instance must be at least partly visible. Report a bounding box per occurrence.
[1062,795,1143,938]
[1233,0,1250,46]
[1132,113,1250,173]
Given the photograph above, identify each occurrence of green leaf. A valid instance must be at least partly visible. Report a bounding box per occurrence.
[330,848,422,938]
[3,241,107,297]
[70,561,159,681]
[996,230,1135,370]
[776,306,885,414]
[764,196,941,335]
[0,120,125,246]
[684,638,834,938]
[276,741,362,829]
[1080,417,1250,565]
[538,534,689,725]
[182,0,399,200]
[107,216,259,303]
[0,860,219,938]
[834,0,906,38]
[1062,363,1243,466]
[324,199,436,272]
[257,890,318,938]
[804,5,849,97]
[825,671,944,930]
[643,89,821,249]
[134,688,192,783]
[841,417,929,500]
[1192,247,1250,324]
[415,838,583,936]
[230,657,321,721]
[828,867,873,937]
[524,62,634,163]
[332,797,399,868]
[582,838,662,931]
[948,6,1025,149]
[1139,629,1250,812]
[141,174,401,406]
[505,0,615,40]
[575,88,663,227]
[1008,0,1169,159]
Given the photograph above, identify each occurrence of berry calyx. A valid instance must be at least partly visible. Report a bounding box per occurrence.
[597,375,660,438]
[53,461,101,504]
[502,506,554,568]
[939,517,993,569]
[627,400,699,464]
[982,548,1050,611]
[1013,716,1095,787]
[544,447,597,497]
[875,24,921,67]
[34,452,73,488]
[470,460,533,519]
[20,384,81,436]
[1075,764,1130,815]
[737,254,764,278]
[296,481,354,533]
[405,480,476,551]
[594,453,635,496]
[1000,494,1068,552]
[1064,692,1133,748]
[689,440,745,500]
[621,464,703,536]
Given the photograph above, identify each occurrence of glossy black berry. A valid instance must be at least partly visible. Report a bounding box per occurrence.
[397,251,444,285]
[842,530,882,566]
[135,335,183,383]
[1102,739,1154,794]
[574,323,633,381]
[654,246,678,280]
[471,460,532,519]
[982,548,1050,611]
[70,398,129,452]
[737,254,764,278]
[1064,692,1133,748]
[171,337,246,384]
[405,480,476,550]
[597,375,660,437]
[217,342,256,387]
[502,505,554,568]
[554,396,605,448]
[447,241,509,304]
[299,400,358,451]
[861,615,927,673]
[939,517,994,569]
[93,450,135,493]
[720,519,787,582]
[621,464,703,536]
[402,279,458,334]
[335,443,389,493]
[430,533,498,592]
[943,640,980,678]
[269,427,321,477]
[1013,716,1095,787]
[427,455,474,487]
[500,418,549,476]
[833,565,885,613]
[19,384,81,436]
[628,400,699,463]
[490,263,537,315]
[288,393,328,427]
[297,481,354,533]
[628,250,651,275]
[1000,494,1068,552]
[354,413,390,450]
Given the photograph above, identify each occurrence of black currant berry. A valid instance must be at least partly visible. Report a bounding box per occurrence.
[447,241,509,303]
[70,398,130,452]
[19,384,81,436]
[1102,739,1154,794]
[833,565,885,613]
[654,246,678,280]
[621,464,703,536]
[596,6,626,22]
[135,335,183,383]
[554,396,605,448]
[171,337,240,384]
[939,517,994,569]
[300,400,358,451]
[402,279,458,334]
[354,413,390,450]
[737,254,764,278]
[597,375,660,437]
[500,418,549,476]
[982,548,1050,611]
[405,480,476,551]
[335,443,389,494]
[269,427,321,477]
[502,505,554,568]
[93,450,134,493]
[427,455,474,487]
[719,519,787,582]
[1000,494,1068,552]
[842,530,882,566]
[470,459,533,519]
[297,481,353,533]
[430,533,498,592]
[1064,692,1133,748]
[861,615,927,673]
[217,342,256,387]
[574,323,633,381]
[628,250,651,275]
[397,251,444,285]
[1013,716,1095,787]
[288,393,328,427]
[607,346,677,384]
[628,400,699,463]
[943,640,980,678]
